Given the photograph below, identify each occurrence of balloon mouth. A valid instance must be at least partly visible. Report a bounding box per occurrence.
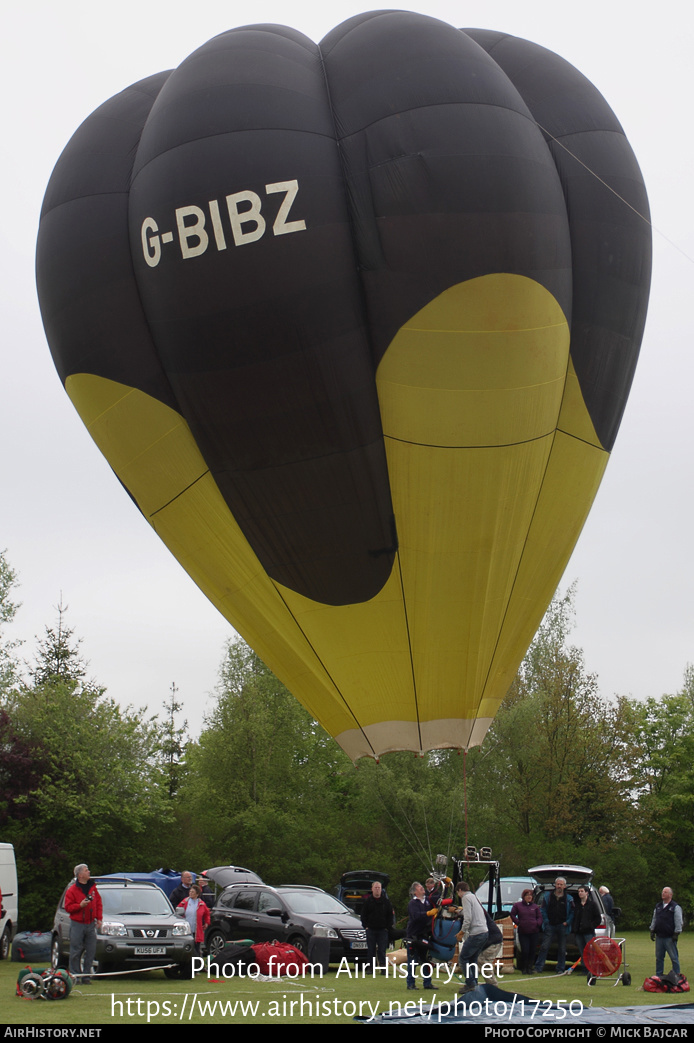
[336,717,496,761]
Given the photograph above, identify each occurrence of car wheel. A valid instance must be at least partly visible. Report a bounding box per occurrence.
[51,935,68,970]
[206,930,227,959]
[164,966,181,979]
[288,935,308,955]
[0,926,11,961]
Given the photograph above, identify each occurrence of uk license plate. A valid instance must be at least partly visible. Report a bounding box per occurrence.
[351,941,367,950]
[134,946,166,955]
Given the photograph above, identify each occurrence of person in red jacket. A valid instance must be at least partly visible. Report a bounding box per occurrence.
[64,863,103,983]
[177,883,210,954]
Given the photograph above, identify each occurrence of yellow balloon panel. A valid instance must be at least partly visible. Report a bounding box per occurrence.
[387,437,554,706]
[478,431,607,720]
[377,274,570,446]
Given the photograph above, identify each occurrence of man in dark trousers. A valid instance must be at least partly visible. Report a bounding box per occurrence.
[534,877,574,974]
[360,880,394,973]
[64,863,103,983]
[650,886,683,978]
[405,882,437,990]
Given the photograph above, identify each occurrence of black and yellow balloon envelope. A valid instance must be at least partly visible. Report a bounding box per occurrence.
[36,12,651,760]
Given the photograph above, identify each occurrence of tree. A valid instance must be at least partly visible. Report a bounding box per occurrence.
[465,585,636,862]
[1,603,174,926]
[30,596,85,685]
[157,682,188,800]
[627,669,694,917]
[0,550,21,695]
[184,638,362,882]
[681,663,694,707]
[0,708,47,826]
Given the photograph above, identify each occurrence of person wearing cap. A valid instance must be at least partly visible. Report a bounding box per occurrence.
[64,863,103,983]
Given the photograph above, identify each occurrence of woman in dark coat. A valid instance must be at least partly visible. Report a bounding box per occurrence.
[510,889,542,974]
[573,885,602,974]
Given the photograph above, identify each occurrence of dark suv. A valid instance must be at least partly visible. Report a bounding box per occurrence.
[52,878,195,977]
[205,883,367,962]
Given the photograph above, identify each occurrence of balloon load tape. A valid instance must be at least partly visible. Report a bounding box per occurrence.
[16,966,73,1000]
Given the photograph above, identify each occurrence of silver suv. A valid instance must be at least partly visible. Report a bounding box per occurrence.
[51,877,195,978]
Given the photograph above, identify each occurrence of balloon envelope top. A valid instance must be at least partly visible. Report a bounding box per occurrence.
[36,11,651,760]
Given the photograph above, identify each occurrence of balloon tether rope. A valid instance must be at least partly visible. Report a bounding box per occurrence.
[536,120,694,266]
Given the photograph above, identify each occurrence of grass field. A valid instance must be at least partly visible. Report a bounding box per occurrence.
[2,932,693,1026]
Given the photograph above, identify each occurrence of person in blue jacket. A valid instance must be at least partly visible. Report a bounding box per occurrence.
[534,877,574,974]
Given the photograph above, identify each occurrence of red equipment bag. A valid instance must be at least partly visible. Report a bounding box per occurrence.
[643,973,690,993]
[251,940,310,976]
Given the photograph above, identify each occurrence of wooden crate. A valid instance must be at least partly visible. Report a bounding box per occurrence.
[499,916,516,973]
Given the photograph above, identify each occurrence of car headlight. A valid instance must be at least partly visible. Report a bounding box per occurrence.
[172,921,192,936]
[101,921,127,937]
[312,924,338,939]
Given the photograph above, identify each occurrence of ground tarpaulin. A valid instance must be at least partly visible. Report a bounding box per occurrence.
[356,982,694,1025]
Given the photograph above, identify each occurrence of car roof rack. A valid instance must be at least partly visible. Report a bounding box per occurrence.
[92,876,159,887]
[277,885,322,891]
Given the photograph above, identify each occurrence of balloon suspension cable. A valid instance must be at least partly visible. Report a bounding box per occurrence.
[448,750,471,863]
[446,764,458,861]
[420,762,434,868]
[463,748,469,867]
[438,749,472,868]
[373,750,477,885]
[373,768,436,875]
[535,119,694,267]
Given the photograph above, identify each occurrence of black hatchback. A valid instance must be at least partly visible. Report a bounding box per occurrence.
[205,883,367,962]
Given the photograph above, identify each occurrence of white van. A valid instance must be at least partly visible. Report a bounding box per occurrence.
[0,843,18,959]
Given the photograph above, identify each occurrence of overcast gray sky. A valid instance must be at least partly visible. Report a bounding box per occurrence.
[2,0,692,736]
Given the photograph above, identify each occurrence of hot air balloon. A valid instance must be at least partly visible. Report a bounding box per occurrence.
[36,11,651,761]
